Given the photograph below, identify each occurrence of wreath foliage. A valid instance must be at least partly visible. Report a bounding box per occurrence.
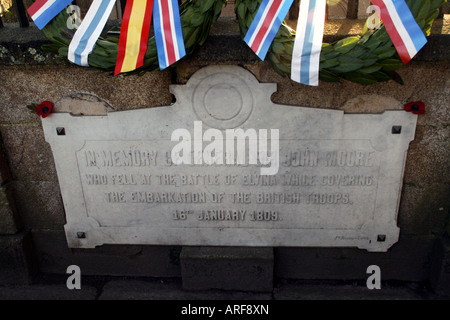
[40,0,446,85]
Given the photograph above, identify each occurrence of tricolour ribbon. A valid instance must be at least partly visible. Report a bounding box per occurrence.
[153,0,186,70]
[27,0,73,30]
[370,0,427,64]
[68,0,116,66]
[114,0,154,75]
[244,0,294,60]
[290,0,326,86]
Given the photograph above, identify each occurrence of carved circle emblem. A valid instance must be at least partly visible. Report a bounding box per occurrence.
[192,73,253,129]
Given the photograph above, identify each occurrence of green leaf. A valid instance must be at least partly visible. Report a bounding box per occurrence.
[268,51,291,74]
[185,28,201,48]
[417,0,431,22]
[104,37,120,44]
[275,60,291,74]
[370,27,390,43]
[409,0,423,17]
[331,56,365,73]
[364,41,381,52]
[237,1,246,20]
[360,30,375,42]
[423,9,440,35]
[88,54,115,69]
[322,42,332,50]
[281,41,293,55]
[201,0,216,13]
[333,37,359,54]
[331,62,365,74]
[343,45,369,59]
[214,0,224,16]
[91,47,110,57]
[190,13,205,27]
[320,59,339,69]
[417,19,426,29]
[372,71,393,82]
[271,41,286,55]
[359,50,378,60]
[319,69,340,82]
[427,6,441,22]
[362,58,378,67]
[373,47,396,60]
[268,52,281,65]
[181,8,195,24]
[96,40,118,52]
[248,0,259,13]
[358,64,383,74]
[322,50,340,60]
[430,0,445,11]
[58,47,68,57]
[379,58,404,71]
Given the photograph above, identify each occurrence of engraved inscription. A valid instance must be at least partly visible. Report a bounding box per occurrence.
[85,149,158,167]
[76,140,380,230]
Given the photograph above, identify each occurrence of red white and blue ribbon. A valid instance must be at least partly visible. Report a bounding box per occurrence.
[27,0,73,30]
[153,0,186,70]
[68,0,116,66]
[244,0,294,60]
[370,0,427,64]
[290,0,326,86]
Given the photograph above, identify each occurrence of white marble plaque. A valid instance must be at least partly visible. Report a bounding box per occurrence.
[42,66,417,251]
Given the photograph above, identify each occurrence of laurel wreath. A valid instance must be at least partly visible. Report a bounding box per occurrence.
[40,0,445,85]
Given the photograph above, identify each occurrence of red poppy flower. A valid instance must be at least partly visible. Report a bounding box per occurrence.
[36,101,53,118]
[404,101,425,115]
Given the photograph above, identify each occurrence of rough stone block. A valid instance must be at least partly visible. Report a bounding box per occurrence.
[0,231,37,285]
[12,181,66,230]
[341,94,403,113]
[0,137,11,186]
[275,236,435,282]
[0,184,20,234]
[0,284,98,300]
[273,283,424,300]
[404,125,450,186]
[398,183,450,236]
[32,230,181,277]
[180,247,274,292]
[0,66,173,115]
[358,0,372,19]
[99,279,272,300]
[0,125,58,182]
[447,221,450,237]
[430,237,450,297]
[327,1,348,19]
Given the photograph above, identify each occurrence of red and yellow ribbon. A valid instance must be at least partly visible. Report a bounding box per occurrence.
[115,0,154,75]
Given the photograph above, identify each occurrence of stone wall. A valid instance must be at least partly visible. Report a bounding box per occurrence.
[0,16,448,294]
